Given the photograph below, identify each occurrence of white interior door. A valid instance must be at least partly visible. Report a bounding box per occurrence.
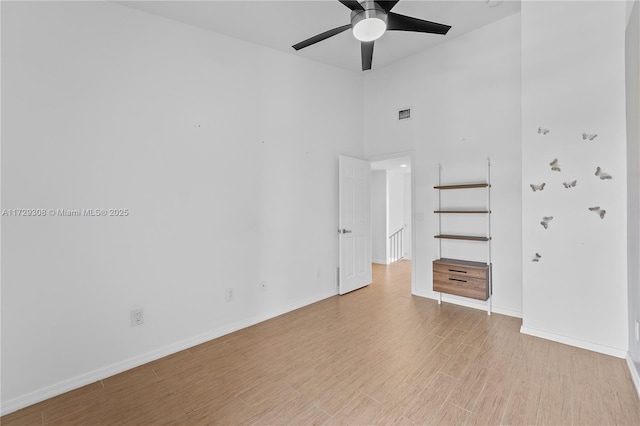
[339,155,372,295]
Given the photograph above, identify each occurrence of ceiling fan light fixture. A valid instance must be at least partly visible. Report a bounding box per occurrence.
[353,17,386,41]
[351,1,388,42]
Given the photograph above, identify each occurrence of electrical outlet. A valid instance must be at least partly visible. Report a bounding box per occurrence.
[635,321,639,342]
[259,281,267,292]
[225,288,234,302]
[130,309,144,327]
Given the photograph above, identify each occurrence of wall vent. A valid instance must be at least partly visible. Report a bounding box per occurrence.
[398,108,411,120]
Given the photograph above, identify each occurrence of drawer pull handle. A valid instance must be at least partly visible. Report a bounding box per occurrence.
[449,278,467,283]
[448,269,467,273]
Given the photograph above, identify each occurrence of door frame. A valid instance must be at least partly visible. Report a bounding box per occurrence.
[367,150,416,295]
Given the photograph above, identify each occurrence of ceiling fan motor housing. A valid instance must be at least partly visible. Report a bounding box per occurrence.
[351,0,388,41]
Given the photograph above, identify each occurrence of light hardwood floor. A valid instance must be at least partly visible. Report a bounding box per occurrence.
[3,260,640,425]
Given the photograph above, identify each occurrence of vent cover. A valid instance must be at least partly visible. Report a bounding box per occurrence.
[398,108,411,120]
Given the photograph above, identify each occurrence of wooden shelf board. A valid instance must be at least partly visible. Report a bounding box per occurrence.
[435,258,491,268]
[434,234,490,242]
[434,183,490,190]
[434,210,490,214]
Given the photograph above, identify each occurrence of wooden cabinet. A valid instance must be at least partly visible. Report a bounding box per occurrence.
[433,258,490,301]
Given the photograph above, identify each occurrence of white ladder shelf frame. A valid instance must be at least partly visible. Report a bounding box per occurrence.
[436,158,493,315]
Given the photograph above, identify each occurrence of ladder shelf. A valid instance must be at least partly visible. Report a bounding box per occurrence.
[434,159,493,314]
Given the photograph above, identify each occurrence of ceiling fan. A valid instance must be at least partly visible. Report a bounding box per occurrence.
[292,0,451,71]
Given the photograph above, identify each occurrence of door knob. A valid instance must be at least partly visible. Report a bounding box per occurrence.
[338,229,352,234]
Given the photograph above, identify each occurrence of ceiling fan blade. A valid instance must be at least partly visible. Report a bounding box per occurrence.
[387,12,451,35]
[361,41,374,71]
[292,24,352,50]
[375,1,400,13]
[338,0,365,11]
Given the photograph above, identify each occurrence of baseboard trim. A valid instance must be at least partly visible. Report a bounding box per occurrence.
[412,291,523,318]
[0,290,338,416]
[520,326,626,358]
[626,353,640,399]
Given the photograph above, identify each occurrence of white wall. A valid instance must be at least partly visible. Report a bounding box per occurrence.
[1,1,363,411]
[363,13,522,316]
[403,173,412,260]
[626,0,640,371]
[371,170,387,264]
[521,1,628,356]
[387,171,405,261]
[387,171,406,243]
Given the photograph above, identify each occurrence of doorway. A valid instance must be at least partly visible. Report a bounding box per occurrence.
[370,156,412,267]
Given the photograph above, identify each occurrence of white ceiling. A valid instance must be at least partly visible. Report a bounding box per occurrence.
[117,0,521,73]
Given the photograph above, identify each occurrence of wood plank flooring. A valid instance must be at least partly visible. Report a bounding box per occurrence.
[3,260,640,425]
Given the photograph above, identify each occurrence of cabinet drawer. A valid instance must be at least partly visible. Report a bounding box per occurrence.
[433,273,488,301]
[433,262,488,280]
